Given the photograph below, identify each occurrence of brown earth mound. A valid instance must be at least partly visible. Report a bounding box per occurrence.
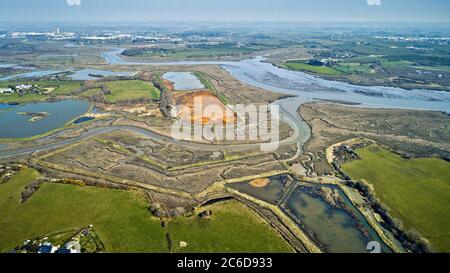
[249,178,270,188]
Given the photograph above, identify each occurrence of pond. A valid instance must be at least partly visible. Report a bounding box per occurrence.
[227,175,290,204]
[285,184,392,253]
[0,99,91,139]
[162,72,205,90]
[69,69,137,81]
[0,103,16,112]
[227,174,393,253]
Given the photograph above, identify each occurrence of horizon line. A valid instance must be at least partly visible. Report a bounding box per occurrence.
[1,20,449,24]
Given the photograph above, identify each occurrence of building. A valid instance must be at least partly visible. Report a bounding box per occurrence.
[0,88,13,94]
[15,84,33,90]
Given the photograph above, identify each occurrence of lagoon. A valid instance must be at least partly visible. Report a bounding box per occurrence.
[0,99,90,139]
[285,184,392,253]
[162,72,205,90]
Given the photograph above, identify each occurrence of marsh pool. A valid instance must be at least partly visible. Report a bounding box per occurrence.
[0,99,91,138]
[162,72,205,90]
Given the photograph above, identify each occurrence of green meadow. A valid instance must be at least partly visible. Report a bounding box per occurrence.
[103,80,160,102]
[343,144,450,252]
[284,60,343,76]
[168,200,293,253]
[0,168,167,252]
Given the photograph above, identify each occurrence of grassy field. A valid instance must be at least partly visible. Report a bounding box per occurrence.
[103,80,160,103]
[0,93,47,103]
[123,45,268,60]
[0,80,159,104]
[342,144,450,252]
[168,200,293,253]
[0,168,292,253]
[153,49,252,58]
[80,87,102,97]
[0,168,168,253]
[284,61,342,76]
[333,62,374,74]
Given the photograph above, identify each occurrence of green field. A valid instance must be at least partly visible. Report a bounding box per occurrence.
[123,44,270,59]
[333,62,374,74]
[0,168,292,253]
[342,144,450,252]
[103,80,160,103]
[0,168,167,253]
[0,80,159,104]
[0,93,47,103]
[168,200,293,253]
[155,49,251,58]
[80,87,102,97]
[284,61,342,76]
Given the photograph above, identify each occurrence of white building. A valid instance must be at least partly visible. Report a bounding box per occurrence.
[0,88,13,94]
[15,84,33,90]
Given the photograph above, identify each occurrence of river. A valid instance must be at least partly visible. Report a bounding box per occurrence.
[102,49,450,113]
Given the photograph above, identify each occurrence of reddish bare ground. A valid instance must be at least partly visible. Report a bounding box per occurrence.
[249,178,270,188]
[173,90,235,125]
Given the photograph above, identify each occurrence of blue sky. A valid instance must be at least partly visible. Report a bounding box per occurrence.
[0,0,449,22]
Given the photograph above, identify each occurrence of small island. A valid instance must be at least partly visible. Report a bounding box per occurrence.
[17,111,50,122]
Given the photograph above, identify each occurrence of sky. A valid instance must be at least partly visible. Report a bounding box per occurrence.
[0,0,449,22]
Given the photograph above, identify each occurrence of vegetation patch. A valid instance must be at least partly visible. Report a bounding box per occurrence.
[103,80,160,103]
[0,80,83,103]
[167,200,293,253]
[284,60,343,76]
[342,144,450,252]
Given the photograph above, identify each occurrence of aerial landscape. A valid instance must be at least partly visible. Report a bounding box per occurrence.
[0,0,449,258]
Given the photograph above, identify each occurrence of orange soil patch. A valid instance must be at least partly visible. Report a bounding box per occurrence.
[173,90,235,125]
[249,178,270,188]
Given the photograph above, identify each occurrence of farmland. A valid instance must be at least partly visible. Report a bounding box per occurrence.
[102,80,160,103]
[342,144,450,252]
[168,200,293,253]
[121,43,276,61]
[0,168,168,253]
[277,37,450,91]
[283,60,343,76]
